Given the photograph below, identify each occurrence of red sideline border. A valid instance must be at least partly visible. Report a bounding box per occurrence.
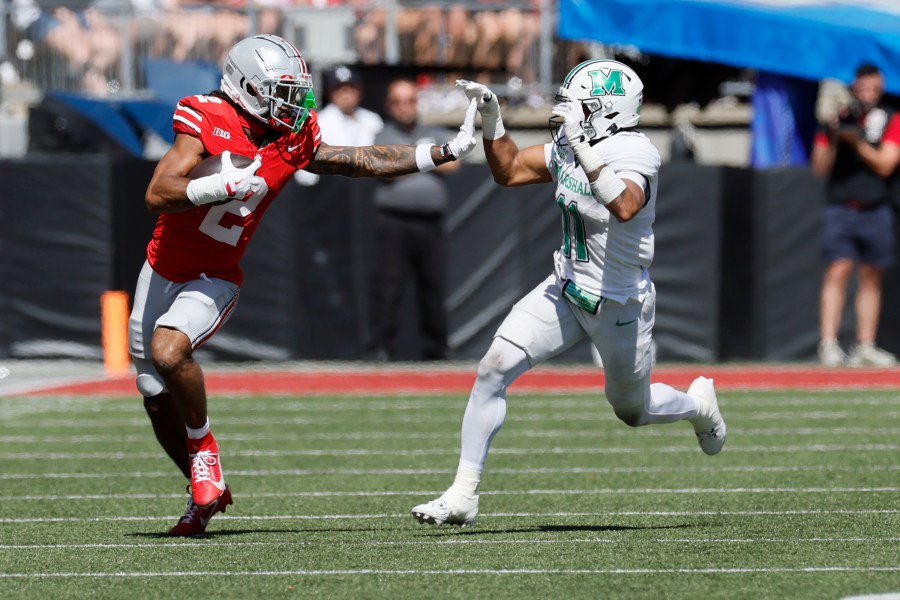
[19,365,900,396]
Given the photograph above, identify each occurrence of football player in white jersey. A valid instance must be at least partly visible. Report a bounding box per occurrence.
[411,60,727,527]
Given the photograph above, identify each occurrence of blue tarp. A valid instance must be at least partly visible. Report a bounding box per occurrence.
[558,0,900,94]
[749,73,818,167]
[48,93,176,156]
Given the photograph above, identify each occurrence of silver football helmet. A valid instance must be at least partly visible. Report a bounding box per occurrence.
[551,59,643,144]
[220,34,316,133]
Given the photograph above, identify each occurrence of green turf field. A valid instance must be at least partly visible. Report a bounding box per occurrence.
[1,390,898,599]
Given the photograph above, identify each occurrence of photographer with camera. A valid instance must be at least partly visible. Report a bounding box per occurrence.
[812,64,900,367]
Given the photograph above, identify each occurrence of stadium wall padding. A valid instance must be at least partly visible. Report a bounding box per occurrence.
[1,157,895,363]
[651,164,723,362]
[0,154,113,359]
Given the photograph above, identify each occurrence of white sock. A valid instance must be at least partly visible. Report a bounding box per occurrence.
[448,466,482,498]
[644,383,698,423]
[457,337,530,477]
[186,418,210,440]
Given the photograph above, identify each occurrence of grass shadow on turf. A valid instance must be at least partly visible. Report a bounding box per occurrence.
[126,526,389,539]
[126,529,306,539]
[420,523,696,536]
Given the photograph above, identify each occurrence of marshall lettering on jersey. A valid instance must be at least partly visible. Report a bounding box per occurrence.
[546,131,660,304]
[147,94,322,286]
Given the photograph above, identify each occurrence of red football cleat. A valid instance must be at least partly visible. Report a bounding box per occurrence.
[187,432,226,507]
[168,485,233,537]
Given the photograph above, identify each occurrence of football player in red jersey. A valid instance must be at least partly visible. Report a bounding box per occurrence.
[128,34,477,536]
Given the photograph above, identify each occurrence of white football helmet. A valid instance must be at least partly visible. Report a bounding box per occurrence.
[220,34,316,133]
[551,59,643,144]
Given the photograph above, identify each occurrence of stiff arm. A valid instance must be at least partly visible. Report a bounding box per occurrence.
[306,142,453,178]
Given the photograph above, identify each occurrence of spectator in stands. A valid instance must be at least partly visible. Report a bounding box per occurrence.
[469,3,538,83]
[354,2,385,64]
[10,0,122,95]
[444,4,475,69]
[812,64,900,367]
[151,1,244,64]
[366,78,464,361]
[354,2,539,84]
[294,64,383,185]
[396,3,442,66]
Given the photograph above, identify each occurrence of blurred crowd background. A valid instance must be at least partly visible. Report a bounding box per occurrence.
[0,0,764,162]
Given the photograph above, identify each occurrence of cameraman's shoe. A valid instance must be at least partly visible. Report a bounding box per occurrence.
[818,340,847,367]
[847,343,896,368]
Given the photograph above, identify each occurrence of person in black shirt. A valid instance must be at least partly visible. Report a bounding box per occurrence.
[365,78,464,361]
[811,64,900,367]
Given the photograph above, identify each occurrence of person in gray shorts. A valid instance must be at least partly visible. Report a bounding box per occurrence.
[812,63,900,367]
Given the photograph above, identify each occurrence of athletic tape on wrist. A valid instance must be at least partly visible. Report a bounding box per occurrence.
[186,175,226,206]
[572,141,604,174]
[482,115,505,140]
[416,143,437,172]
[590,167,627,206]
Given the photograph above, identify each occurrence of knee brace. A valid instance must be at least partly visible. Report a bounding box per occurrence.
[136,372,166,398]
[133,356,167,397]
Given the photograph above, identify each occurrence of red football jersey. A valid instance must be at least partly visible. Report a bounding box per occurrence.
[146,94,322,285]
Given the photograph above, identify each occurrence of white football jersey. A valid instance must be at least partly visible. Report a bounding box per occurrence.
[544,131,661,304]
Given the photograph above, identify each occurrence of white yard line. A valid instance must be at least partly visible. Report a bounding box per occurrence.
[5,411,900,428]
[3,426,900,444]
[4,394,899,412]
[1,509,897,524]
[1,487,898,502]
[0,537,898,550]
[1,464,897,480]
[1,567,899,578]
[1,443,897,460]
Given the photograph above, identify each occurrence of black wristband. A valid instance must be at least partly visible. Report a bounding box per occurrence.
[440,143,457,162]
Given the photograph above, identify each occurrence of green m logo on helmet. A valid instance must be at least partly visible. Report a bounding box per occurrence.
[588,69,626,97]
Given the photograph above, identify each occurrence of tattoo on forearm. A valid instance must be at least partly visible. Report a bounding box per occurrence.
[307,144,421,177]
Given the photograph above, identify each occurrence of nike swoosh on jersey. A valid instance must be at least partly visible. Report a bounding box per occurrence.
[615,319,637,326]
[288,143,302,152]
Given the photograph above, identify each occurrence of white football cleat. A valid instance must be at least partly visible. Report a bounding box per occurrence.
[411,492,479,527]
[688,376,727,455]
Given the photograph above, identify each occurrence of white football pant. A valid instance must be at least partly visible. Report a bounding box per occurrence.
[457,274,698,473]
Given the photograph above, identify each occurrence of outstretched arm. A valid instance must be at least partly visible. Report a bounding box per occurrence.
[456,80,551,187]
[305,143,445,177]
[306,99,478,178]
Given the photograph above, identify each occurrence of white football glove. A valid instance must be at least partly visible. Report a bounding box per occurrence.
[551,88,624,205]
[443,98,478,160]
[456,79,505,140]
[551,87,590,146]
[551,87,602,173]
[186,150,264,206]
